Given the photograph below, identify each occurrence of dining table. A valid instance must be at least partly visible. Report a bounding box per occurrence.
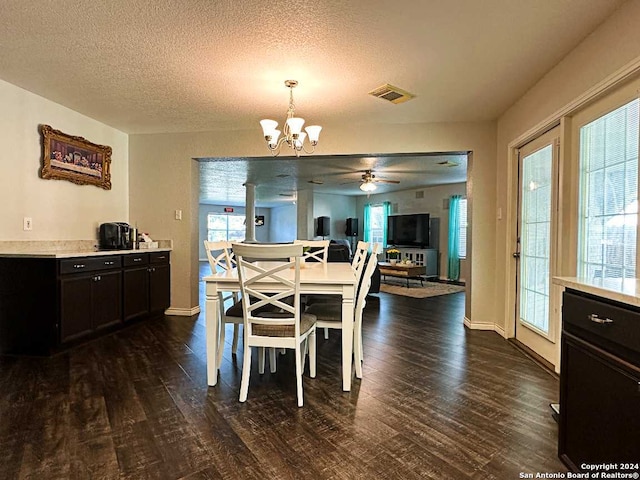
[203,261,358,391]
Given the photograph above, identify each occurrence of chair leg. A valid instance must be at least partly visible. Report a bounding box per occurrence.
[217,321,226,366]
[324,327,329,340]
[239,345,252,402]
[295,344,304,407]
[301,339,307,372]
[231,324,240,355]
[258,347,265,374]
[354,332,363,379]
[309,329,317,378]
[269,348,277,373]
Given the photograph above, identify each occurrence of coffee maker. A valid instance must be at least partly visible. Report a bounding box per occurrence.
[99,222,134,250]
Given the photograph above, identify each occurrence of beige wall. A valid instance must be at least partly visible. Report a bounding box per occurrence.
[495,1,640,334]
[129,121,497,325]
[0,79,129,241]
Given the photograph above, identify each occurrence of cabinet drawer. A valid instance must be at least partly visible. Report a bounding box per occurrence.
[563,290,640,363]
[123,253,149,267]
[149,252,170,265]
[60,256,122,275]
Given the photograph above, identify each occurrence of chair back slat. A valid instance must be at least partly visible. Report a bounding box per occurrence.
[203,240,235,273]
[356,243,382,314]
[233,243,304,330]
[294,239,329,263]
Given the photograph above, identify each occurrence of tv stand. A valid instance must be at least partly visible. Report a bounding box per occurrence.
[385,247,438,279]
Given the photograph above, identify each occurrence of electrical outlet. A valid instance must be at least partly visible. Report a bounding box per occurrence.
[23,217,33,231]
[175,209,182,220]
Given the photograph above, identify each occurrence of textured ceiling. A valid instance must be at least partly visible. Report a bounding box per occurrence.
[0,0,624,206]
[199,153,468,207]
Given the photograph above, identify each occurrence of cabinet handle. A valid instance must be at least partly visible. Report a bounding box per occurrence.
[589,313,613,324]
[156,256,166,260]
[74,264,85,269]
[133,258,142,262]
[104,261,114,265]
[93,275,101,282]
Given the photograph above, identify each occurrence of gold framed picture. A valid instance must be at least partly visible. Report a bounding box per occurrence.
[41,125,112,190]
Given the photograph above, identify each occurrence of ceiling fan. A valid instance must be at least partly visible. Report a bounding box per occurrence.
[356,170,400,192]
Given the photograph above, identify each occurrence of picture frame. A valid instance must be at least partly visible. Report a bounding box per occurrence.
[41,124,112,190]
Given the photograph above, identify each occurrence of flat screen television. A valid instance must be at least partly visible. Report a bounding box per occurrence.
[387,214,430,248]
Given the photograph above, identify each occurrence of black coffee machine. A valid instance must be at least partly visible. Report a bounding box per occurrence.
[99,222,134,250]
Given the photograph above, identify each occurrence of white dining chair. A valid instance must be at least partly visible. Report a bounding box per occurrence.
[304,243,381,379]
[293,239,330,263]
[306,240,370,339]
[232,243,317,407]
[203,240,243,365]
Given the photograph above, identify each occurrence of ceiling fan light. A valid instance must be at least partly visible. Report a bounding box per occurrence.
[305,125,322,144]
[286,117,305,135]
[260,119,278,137]
[360,181,377,192]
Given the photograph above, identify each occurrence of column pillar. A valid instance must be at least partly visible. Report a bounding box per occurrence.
[245,182,256,243]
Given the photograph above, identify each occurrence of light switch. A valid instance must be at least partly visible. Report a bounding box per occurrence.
[23,217,33,230]
[175,209,182,220]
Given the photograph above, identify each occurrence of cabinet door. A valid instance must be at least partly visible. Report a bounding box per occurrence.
[123,267,149,321]
[149,264,170,313]
[92,270,122,329]
[60,275,93,343]
[560,337,640,468]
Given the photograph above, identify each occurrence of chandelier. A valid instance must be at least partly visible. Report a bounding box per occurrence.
[259,80,322,157]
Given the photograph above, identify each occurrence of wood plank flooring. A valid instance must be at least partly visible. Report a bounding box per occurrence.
[0,274,566,479]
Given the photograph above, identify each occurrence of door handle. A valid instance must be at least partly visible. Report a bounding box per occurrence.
[513,252,520,258]
[588,313,613,324]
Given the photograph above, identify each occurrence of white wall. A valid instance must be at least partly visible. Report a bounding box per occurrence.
[270,204,297,242]
[355,183,467,280]
[0,79,129,241]
[198,204,271,259]
[313,192,357,240]
[495,0,640,335]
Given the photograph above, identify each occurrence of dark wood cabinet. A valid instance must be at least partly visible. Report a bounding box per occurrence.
[59,256,123,343]
[123,252,171,320]
[149,252,171,313]
[123,253,150,321]
[0,251,170,355]
[559,289,640,470]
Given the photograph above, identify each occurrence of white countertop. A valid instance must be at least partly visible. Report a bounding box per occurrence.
[553,276,640,308]
[0,248,172,259]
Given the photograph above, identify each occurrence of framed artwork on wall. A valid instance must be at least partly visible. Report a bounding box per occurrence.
[40,124,112,190]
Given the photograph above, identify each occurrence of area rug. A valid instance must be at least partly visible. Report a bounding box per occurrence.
[379,280,465,298]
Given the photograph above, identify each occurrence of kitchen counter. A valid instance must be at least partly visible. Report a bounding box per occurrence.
[553,276,640,308]
[0,247,172,259]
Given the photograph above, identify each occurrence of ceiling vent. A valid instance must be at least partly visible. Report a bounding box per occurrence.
[437,159,459,167]
[415,190,424,199]
[307,179,324,185]
[368,84,416,104]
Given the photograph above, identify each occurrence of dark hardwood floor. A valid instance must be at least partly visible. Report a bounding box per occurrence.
[0,271,566,479]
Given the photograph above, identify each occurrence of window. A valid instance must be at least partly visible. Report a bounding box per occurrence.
[368,205,385,245]
[207,213,246,242]
[459,198,468,258]
[578,98,639,280]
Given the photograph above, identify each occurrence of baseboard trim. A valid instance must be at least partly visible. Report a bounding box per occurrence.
[165,306,201,317]
[463,316,495,330]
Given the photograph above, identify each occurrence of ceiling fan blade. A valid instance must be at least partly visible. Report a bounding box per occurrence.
[373,179,400,184]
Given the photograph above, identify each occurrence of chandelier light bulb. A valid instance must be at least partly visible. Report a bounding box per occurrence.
[260,119,278,138]
[286,117,305,135]
[269,130,281,148]
[305,125,322,144]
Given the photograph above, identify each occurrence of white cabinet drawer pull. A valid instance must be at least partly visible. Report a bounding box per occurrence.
[74,264,85,269]
[589,314,613,324]
[133,258,142,262]
[104,261,114,265]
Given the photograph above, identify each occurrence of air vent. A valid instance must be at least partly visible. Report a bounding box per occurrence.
[415,190,424,199]
[368,84,416,104]
[307,179,324,185]
[276,174,290,178]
